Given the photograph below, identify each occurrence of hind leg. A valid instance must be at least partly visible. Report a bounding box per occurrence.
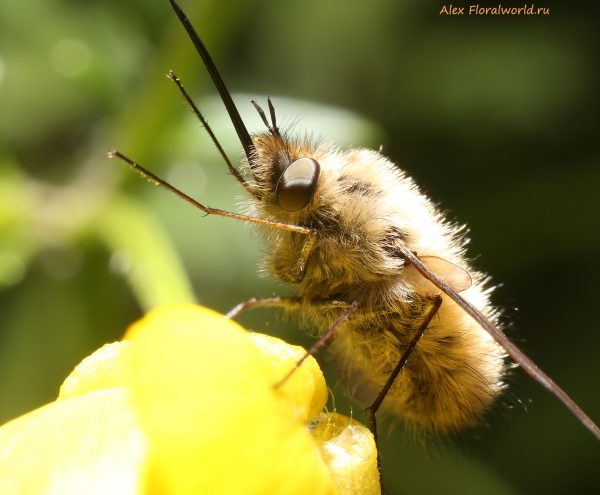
[368,295,443,495]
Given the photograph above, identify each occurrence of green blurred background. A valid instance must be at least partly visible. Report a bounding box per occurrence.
[1,0,599,493]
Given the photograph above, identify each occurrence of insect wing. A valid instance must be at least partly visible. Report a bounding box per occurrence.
[417,256,472,292]
[398,245,600,441]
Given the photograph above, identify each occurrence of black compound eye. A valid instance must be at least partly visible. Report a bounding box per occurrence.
[275,158,321,212]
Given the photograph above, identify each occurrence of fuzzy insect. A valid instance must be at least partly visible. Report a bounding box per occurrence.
[233,128,507,435]
[110,0,600,491]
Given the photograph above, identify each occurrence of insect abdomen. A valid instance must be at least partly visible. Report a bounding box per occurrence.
[328,292,507,435]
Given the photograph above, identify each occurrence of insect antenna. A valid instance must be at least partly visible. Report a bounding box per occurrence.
[168,0,254,164]
[166,70,251,192]
[249,98,281,137]
[267,98,280,136]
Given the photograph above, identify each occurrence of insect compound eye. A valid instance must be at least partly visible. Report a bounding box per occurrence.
[275,158,321,212]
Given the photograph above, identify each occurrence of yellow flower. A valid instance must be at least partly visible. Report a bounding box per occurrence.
[0,304,378,494]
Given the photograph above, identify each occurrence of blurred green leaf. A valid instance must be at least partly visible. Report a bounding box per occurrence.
[93,194,196,311]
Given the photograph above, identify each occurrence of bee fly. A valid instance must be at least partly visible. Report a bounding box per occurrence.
[110,0,600,492]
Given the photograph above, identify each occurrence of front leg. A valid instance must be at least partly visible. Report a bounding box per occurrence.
[226,295,359,384]
[271,230,319,284]
[225,296,302,319]
[276,300,359,387]
[289,232,317,282]
[226,294,353,320]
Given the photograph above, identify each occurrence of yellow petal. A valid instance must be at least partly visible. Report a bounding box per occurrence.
[1,304,352,495]
[247,332,328,423]
[312,413,380,495]
[58,341,132,399]
[0,388,146,495]
[125,304,336,495]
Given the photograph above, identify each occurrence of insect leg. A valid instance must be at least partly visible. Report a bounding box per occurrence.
[397,244,600,441]
[288,234,318,283]
[275,301,360,387]
[166,71,252,193]
[108,151,317,236]
[227,296,359,386]
[368,295,443,495]
[225,296,302,319]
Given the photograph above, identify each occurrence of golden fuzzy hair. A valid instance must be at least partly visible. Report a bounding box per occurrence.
[242,130,508,435]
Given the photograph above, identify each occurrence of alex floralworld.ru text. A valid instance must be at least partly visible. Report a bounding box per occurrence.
[440,4,550,15]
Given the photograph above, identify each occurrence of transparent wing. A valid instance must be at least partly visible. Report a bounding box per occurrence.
[418,256,472,293]
[398,245,600,442]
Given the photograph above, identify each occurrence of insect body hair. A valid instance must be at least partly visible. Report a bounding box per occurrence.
[242,130,508,436]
